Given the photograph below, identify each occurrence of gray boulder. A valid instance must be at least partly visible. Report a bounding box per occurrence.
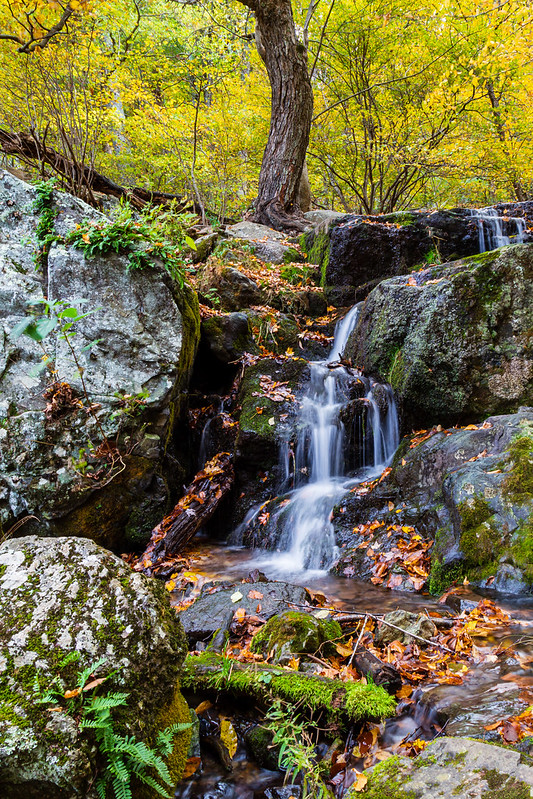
[345,245,533,426]
[0,170,200,549]
[0,536,191,798]
[333,408,533,593]
[225,221,296,265]
[178,581,309,643]
[358,736,533,798]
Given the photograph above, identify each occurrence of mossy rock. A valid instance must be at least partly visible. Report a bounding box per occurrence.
[346,244,533,426]
[0,536,190,798]
[250,611,342,664]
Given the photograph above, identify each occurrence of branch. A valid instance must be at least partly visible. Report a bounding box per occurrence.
[1,4,75,54]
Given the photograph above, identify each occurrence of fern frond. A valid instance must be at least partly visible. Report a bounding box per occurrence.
[137,772,172,797]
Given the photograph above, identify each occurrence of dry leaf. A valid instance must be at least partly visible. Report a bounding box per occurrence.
[231,591,243,603]
[182,756,201,778]
[248,589,264,600]
[220,718,238,759]
[195,700,213,714]
[351,772,368,792]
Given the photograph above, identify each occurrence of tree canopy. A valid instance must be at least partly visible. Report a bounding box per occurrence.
[1,0,532,218]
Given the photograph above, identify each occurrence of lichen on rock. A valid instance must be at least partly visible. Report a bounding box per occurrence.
[0,535,190,798]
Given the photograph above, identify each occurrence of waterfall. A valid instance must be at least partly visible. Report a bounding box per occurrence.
[472,207,526,252]
[239,306,400,575]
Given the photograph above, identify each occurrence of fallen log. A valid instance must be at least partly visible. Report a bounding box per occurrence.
[135,451,234,574]
[181,653,397,724]
[0,128,198,212]
[351,651,402,695]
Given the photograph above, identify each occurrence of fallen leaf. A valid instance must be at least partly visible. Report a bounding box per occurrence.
[248,589,264,600]
[231,591,243,603]
[220,718,238,759]
[195,700,213,714]
[182,756,201,778]
[351,772,368,792]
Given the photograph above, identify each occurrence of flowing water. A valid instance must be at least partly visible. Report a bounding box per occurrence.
[472,206,526,252]
[233,306,399,576]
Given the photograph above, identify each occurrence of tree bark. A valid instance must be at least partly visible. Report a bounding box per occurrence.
[239,0,313,232]
[134,452,234,574]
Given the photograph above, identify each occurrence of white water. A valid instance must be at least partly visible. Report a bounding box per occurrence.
[237,306,399,576]
[473,207,526,252]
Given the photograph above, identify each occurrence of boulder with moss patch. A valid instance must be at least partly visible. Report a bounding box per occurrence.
[345,244,533,427]
[0,170,200,551]
[333,408,533,594]
[250,610,342,664]
[0,535,191,798]
[355,736,533,798]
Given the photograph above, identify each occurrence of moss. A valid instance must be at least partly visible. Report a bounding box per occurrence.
[135,682,192,798]
[250,611,342,661]
[428,556,464,595]
[458,495,503,568]
[282,247,304,265]
[510,515,533,583]
[347,755,416,799]
[381,211,417,227]
[503,433,533,503]
[481,769,531,799]
[301,230,330,287]
[387,348,407,390]
[182,653,396,723]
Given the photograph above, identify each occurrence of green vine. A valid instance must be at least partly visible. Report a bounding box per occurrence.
[33,178,58,269]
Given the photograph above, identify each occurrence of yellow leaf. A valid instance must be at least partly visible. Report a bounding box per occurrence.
[63,688,81,699]
[335,642,353,657]
[220,718,238,759]
[165,580,176,591]
[388,501,394,511]
[231,591,243,603]
[351,772,368,791]
[195,700,213,714]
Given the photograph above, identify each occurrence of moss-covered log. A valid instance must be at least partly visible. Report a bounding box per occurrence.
[182,653,396,723]
[135,452,234,573]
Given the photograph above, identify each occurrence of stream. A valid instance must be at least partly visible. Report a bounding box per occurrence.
[179,222,533,797]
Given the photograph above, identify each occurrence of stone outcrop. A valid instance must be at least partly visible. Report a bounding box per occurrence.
[333,408,533,593]
[358,736,533,798]
[0,536,190,798]
[0,170,200,549]
[303,204,533,306]
[345,245,533,427]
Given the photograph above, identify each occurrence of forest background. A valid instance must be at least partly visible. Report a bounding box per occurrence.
[0,0,531,222]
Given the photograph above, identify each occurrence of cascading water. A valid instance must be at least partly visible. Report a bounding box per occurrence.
[237,306,399,575]
[472,207,526,252]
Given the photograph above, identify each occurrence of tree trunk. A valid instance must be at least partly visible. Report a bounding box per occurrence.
[240,0,313,232]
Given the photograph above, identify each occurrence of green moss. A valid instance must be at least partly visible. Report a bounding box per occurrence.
[347,755,416,799]
[301,230,330,287]
[458,495,503,568]
[503,433,533,503]
[250,611,342,661]
[182,653,396,723]
[387,348,406,390]
[381,211,417,227]
[510,515,533,583]
[428,558,464,595]
[481,769,531,799]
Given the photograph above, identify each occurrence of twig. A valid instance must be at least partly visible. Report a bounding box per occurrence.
[334,612,455,654]
[348,614,368,667]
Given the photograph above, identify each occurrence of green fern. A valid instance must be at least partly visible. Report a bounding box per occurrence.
[38,656,191,799]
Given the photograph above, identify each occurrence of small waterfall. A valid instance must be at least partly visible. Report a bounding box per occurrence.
[473,207,526,252]
[239,306,400,574]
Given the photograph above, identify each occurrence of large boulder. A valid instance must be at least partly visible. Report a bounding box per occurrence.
[333,408,533,593]
[358,736,533,798]
[303,203,533,306]
[0,536,190,798]
[0,170,200,549]
[345,244,533,426]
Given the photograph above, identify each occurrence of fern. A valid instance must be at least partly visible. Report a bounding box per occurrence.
[39,656,191,799]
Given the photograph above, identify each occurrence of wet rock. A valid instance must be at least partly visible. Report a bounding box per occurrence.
[0,536,191,798]
[201,313,254,365]
[244,725,279,770]
[333,408,533,593]
[245,309,300,356]
[361,736,533,798]
[177,581,309,644]
[264,788,301,799]
[225,221,295,265]
[250,610,342,664]
[345,245,533,426]
[420,674,528,739]
[374,610,437,647]
[0,170,200,550]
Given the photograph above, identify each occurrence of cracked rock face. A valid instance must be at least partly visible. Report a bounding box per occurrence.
[0,535,187,798]
[0,170,199,549]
